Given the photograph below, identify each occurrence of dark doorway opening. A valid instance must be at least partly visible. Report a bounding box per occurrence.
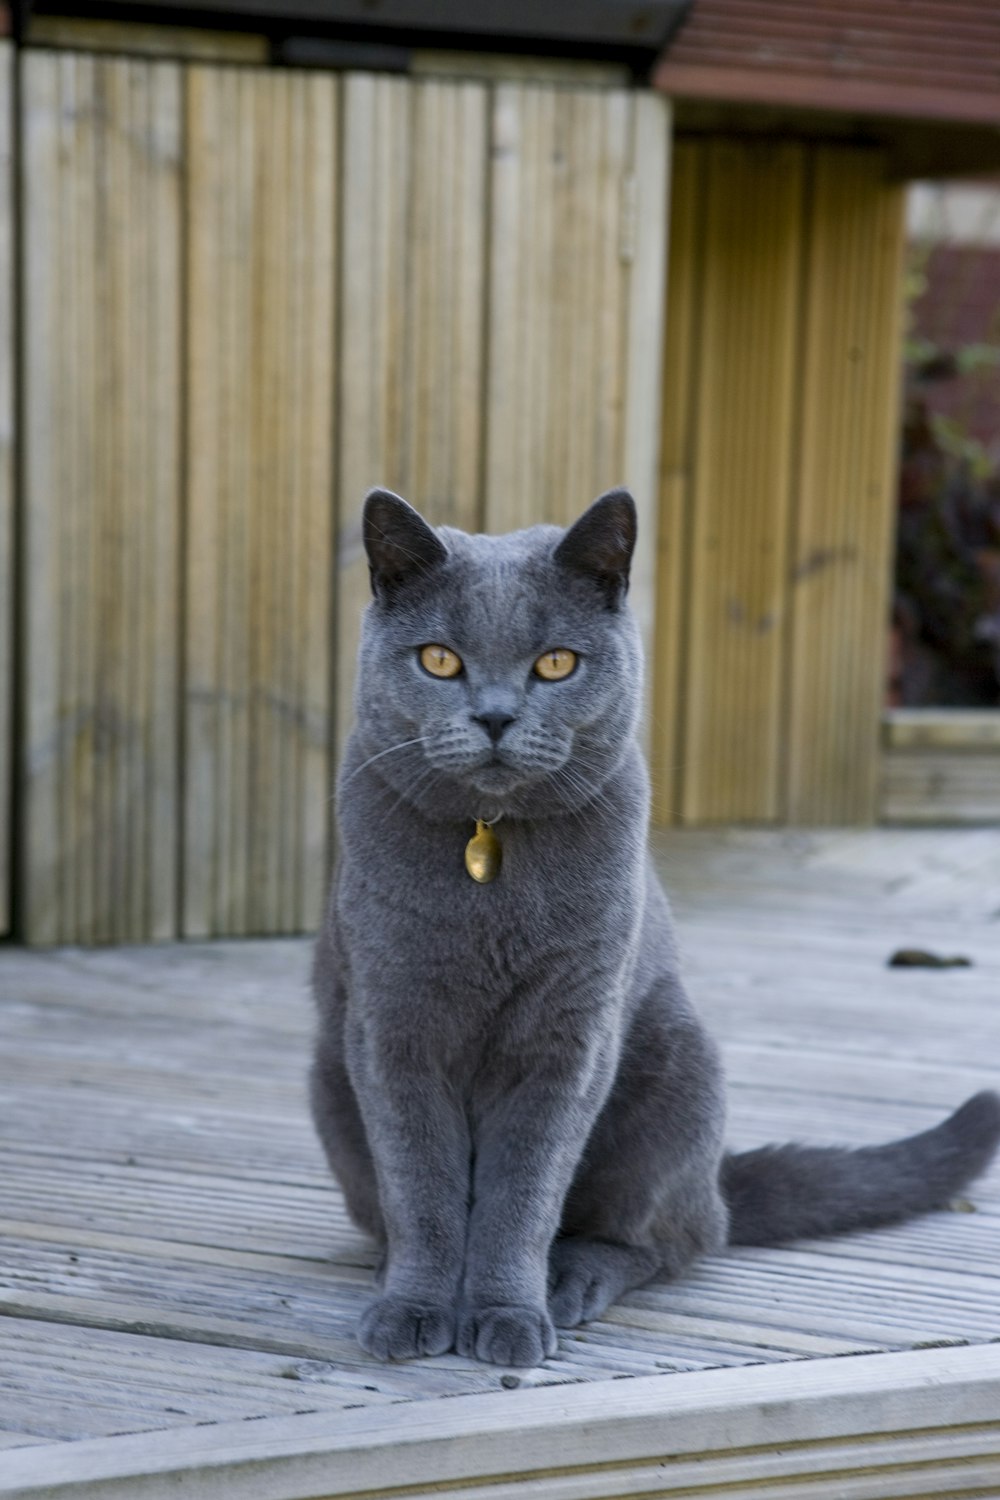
[890,182,1000,711]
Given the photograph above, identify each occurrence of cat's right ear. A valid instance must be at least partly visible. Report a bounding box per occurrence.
[363,489,447,602]
[553,488,637,608]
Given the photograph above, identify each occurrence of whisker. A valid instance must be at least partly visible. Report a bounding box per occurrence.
[385,764,445,823]
[551,761,618,819]
[345,753,448,830]
[339,736,431,789]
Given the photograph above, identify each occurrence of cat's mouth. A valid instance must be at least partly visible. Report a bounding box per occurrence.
[423,729,573,798]
[467,757,529,793]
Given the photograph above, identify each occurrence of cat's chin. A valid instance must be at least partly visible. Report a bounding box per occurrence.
[465,762,532,797]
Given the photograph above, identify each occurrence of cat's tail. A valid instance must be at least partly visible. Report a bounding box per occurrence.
[722,1091,1000,1246]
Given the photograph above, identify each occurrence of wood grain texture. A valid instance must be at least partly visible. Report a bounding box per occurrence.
[651,139,701,824]
[654,140,907,831]
[20,51,182,944]
[1,827,998,1493]
[884,709,1000,750]
[680,141,804,824]
[335,74,488,763]
[26,15,268,62]
[411,51,629,87]
[484,83,632,534]
[4,1348,1000,1498]
[786,148,905,824]
[184,66,337,937]
[0,42,12,933]
[337,77,666,770]
[621,93,670,746]
[882,749,1000,823]
[483,83,667,742]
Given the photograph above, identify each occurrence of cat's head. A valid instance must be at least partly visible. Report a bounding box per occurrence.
[350,488,642,821]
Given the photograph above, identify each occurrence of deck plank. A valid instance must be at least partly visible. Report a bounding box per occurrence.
[0,828,998,1471]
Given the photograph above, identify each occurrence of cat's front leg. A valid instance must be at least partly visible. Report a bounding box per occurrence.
[350,1039,470,1361]
[458,1057,613,1367]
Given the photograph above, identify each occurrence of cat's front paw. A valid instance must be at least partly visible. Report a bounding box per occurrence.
[456,1303,557,1367]
[358,1294,455,1361]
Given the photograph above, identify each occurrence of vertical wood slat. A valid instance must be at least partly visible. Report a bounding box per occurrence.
[787,149,905,824]
[680,142,805,824]
[21,52,182,944]
[654,139,906,830]
[335,74,488,762]
[334,73,408,770]
[0,42,12,933]
[184,66,337,937]
[621,92,670,747]
[651,139,701,824]
[484,84,636,534]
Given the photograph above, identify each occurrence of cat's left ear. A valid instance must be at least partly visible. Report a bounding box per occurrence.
[363,488,447,602]
[553,488,637,607]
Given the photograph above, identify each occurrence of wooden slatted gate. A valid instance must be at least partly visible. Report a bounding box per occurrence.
[0,42,11,936]
[652,139,905,827]
[14,52,668,944]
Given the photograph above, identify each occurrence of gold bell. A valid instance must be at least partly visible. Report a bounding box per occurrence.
[465,820,502,884]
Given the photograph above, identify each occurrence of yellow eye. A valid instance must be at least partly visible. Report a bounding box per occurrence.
[534,648,577,681]
[420,644,463,679]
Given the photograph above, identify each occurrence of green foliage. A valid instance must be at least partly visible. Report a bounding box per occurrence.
[902,242,1000,484]
[928,412,993,482]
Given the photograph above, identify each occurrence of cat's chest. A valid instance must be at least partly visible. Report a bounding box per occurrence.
[340,812,639,998]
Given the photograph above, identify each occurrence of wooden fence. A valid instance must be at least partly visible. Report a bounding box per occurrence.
[0,45,921,945]
[652,139,905,826]
[882,710,1000,823]
[0,42,11,936]
[12,51,668,944]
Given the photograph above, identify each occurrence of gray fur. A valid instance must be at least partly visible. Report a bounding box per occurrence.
[312,488,1000,1368]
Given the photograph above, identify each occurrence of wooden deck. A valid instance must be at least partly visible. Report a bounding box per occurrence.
[1,828,999,1497]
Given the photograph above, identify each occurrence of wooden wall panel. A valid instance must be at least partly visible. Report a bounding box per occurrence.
[336,74,488,757]
[21,52,182,944]
[484,84,668,697]
[680,142,804,824]
[653,138,906,829]
[335,78,667,777]
[787,149,905,824]
[652,139,701,824]
[484,84,631,531]
[184,67,337,937]
[621,93,671,735]
[19,57,670,941]
[0,42,12,933]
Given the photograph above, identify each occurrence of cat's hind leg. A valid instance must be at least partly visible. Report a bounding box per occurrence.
[548,1238,660,1327]
[310,1035,385,1248]
[551,988,728,1328]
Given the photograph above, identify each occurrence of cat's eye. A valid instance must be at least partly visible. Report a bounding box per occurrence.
[420,644,463,679]
[534,648,577,682]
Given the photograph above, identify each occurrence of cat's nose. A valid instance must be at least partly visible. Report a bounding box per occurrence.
[473,711,516,744]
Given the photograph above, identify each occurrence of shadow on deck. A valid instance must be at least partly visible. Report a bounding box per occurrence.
[1,829,999,1498]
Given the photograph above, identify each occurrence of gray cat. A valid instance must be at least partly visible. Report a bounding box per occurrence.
[311,487,1000,1368]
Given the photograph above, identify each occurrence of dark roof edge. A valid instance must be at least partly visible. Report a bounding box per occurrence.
[653,59,1000,131]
